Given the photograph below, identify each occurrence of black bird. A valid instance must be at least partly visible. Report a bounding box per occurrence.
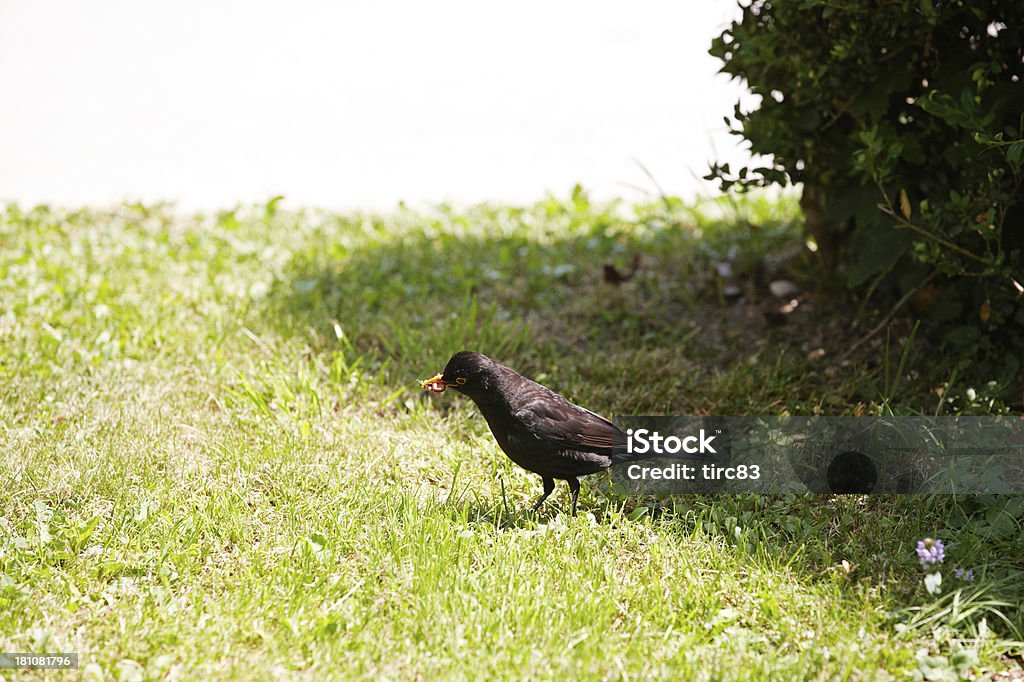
[421,351,628,515]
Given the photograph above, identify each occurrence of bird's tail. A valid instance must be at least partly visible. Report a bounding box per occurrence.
[610,444,637,466]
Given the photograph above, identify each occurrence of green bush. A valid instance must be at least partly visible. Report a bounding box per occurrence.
[709,0,1023,399]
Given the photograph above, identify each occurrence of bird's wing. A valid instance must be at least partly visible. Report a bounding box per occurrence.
[512,391,624,455]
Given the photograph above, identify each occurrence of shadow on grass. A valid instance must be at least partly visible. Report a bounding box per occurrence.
[255,201,874,416]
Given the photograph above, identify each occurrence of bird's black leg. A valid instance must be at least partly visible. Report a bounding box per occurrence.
[567,477,580,516]
[532,477,556,512]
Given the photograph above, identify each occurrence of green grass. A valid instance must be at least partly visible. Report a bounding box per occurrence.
[1,194,1021,680]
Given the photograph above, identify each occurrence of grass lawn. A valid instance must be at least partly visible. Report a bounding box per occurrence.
[2,194,1021,680]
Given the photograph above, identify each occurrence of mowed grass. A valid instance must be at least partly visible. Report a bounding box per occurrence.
[1,195,1021,680]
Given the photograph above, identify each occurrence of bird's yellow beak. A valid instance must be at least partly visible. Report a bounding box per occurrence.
[420,373,447,393]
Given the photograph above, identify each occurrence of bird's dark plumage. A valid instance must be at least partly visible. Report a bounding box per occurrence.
[422,351,628,514]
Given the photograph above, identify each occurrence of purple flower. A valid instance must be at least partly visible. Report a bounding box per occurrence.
[953,566,975,583]
[916,537,945,568]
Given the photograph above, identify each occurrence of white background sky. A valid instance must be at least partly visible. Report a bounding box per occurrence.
[0,1,754,210]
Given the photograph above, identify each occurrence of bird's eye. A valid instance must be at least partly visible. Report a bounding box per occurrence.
[455,377,467,385]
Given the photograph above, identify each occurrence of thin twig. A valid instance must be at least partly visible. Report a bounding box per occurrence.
[820,94,856,132]
[883,205,991,265]
[864,149,990,267]
[840,271,938,361]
